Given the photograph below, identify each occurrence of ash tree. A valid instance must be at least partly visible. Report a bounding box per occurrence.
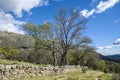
[55,7,92,66]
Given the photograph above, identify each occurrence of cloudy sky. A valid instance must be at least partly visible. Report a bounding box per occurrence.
[0,0,120,55]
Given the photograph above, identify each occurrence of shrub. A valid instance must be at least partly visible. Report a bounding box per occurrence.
[0,46,19,59]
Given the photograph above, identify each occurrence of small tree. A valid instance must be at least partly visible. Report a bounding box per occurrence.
[23,22,58,65]
[23,23,41,63]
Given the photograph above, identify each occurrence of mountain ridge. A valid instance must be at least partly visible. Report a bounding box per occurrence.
[99,54,120,63]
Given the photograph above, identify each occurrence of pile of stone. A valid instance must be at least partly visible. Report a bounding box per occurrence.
[0,64,82,80]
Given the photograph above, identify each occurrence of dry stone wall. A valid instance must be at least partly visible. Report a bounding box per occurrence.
[0,64,82,80]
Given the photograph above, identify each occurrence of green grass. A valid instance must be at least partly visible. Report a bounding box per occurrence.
[0,59,47,66]
[18,70,112,80]
[0,59,34,65]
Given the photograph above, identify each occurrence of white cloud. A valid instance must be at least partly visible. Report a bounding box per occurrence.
[0,0,48,34]
[105,46,113,49]
[97,38,120,55]
[80,10,88,17]
[97,45,120,55]
[90,0,98,6]
[97,47,120,55]
[0,10,25,34]
[96,0,119,13]
[80,9,95,18]
[81,0,120,18]
[86,9,95,18]
[98,47,105,49]
[113,38,120,45]
[98,38,120,50]
[98,45,112,50]
[0,0,48,17]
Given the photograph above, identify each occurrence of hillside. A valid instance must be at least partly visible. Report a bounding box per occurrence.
[0,31,35,48]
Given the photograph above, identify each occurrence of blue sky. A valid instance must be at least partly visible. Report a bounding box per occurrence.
[0,0,120,55]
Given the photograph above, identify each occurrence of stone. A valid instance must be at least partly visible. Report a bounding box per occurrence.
[0,64,82,80]
[1,75,8,80]
[0,64,5,70]
[11,65,17,69]
[5,65,11,70]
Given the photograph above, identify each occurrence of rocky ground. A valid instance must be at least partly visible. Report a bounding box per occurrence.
[0,62,83,80]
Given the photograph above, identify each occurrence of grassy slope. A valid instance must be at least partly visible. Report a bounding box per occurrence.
[0,59,33,65]
[20,70,112,80]
[0,59,44,66]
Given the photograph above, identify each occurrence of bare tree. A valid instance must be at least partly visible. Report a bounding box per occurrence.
[55,7,90,66]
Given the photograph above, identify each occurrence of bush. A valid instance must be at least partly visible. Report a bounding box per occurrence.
[0,46,19,59]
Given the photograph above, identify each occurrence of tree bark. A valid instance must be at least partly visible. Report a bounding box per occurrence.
[61,55,65,66]
[61,50,67,66]
[52,51,57,67]
[65,55,69,65]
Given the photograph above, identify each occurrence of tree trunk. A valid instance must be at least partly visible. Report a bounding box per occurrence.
[52,51,57,67]
[61,50,67,66]
[65,55,69,65]
[61,55,65,66]
[76,46,79,65]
